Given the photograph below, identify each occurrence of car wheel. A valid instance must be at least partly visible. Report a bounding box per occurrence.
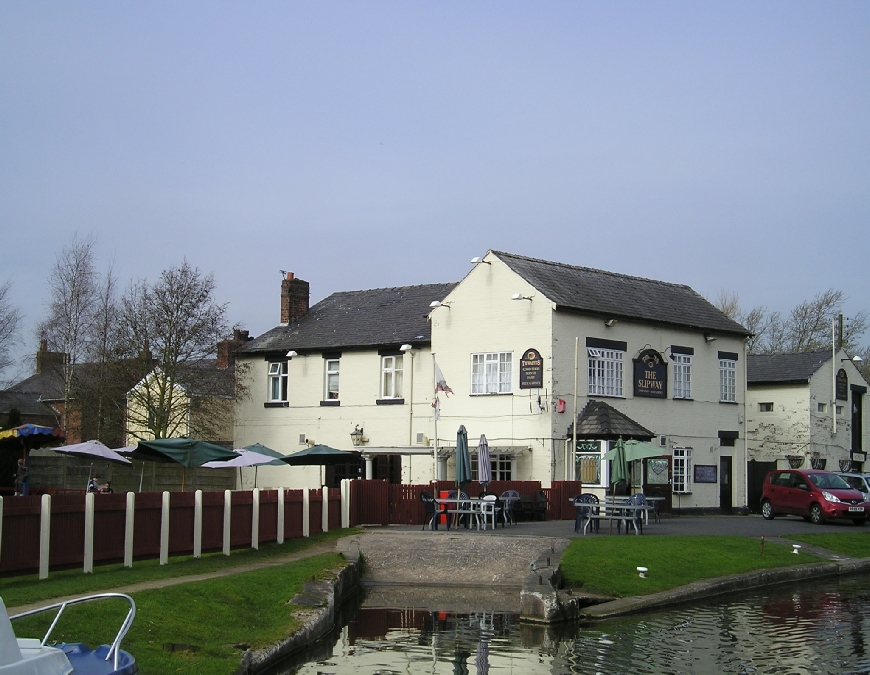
[809,503,824,525]
[761,500,775,520]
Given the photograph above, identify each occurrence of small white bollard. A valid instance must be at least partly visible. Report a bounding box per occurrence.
[637,566,648,578]
[792,544,801,555]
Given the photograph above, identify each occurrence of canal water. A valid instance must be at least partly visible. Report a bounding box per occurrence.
[285,575,870,674]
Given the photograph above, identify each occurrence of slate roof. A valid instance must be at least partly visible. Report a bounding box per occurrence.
[241,282,457,355]
[494,251,749,336]
[747,350,832,385]
[570,400,655,441]
[0,390,59,419]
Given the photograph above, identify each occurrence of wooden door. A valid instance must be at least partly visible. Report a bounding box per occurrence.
[643,456,672,513]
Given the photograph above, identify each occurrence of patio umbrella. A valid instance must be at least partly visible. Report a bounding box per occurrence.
[53,440,132,466]
[477,434,492,488]
[129,437,238,491]
[279,444,362,487]
[201,449,275,468]
[241,442,289,466]
[604,439,663,463]
[456,425,472,490]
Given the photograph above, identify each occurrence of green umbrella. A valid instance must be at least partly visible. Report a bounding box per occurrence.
[603,439,662,463]
[455,425,472,489]
[131,437,238,467]
[242,442,289,467]
[130,437,238,492]
[279,444,362,466]
[607,438,629,534]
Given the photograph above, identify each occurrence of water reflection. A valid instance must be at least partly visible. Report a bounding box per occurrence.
[287,577,870,674]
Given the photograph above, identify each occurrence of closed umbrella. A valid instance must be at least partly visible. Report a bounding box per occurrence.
[455,425,471,490]
[608,438,629,534]
[477,434,492,488]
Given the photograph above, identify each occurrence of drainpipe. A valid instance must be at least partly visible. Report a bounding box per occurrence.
[572,337,579,481]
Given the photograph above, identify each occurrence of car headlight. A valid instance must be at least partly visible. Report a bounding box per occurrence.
[822,491,841,503]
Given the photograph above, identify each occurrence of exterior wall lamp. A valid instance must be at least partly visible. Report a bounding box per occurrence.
[511,293,533,301]
[470,256,491,265]
[286,350,298,358]
[429,301,452,309]
[350,425,368,446]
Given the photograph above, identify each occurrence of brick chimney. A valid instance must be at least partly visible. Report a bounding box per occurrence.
[36,338,67,374]
[217,329,252,369]
[281,272,310,324]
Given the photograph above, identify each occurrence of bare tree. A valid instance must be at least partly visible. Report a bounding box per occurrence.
[713,287,868,355]
[116,261,230,441]
[38,234,100,433]
[0,280,22,381]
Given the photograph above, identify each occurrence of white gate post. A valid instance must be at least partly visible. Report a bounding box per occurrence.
[83,492,95,574]
[159,491,170,565]
[251,488,260,550]
[223,490,232,556]
[277,488,285,544]
[193,490,203,558]
[124,492,135,568]
[322,486,329,533]
[39,494,51,580]
[302,488,310,538]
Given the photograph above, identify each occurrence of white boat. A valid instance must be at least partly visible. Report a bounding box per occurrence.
[1,593,137,675]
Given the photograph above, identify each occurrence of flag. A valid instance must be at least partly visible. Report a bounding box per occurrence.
[433,395,441,421]
[434,361,453,395]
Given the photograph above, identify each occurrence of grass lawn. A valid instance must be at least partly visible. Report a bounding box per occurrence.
[0,528,357,608]
[560,535,822,598]
[11,552,347,675]
[784,532,870,559]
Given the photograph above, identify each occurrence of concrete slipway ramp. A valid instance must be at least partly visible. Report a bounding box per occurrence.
[336,530,568,613]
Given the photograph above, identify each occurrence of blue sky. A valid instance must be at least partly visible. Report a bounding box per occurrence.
[1,2,868,380]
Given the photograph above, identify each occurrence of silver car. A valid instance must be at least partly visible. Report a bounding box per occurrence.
[837,473,870,501]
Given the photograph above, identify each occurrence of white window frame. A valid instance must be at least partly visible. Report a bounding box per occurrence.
[672,354,691,399]
[587,348,624,397]
[719,359,736,402]
[471,352,512,395]
[325,358,340,400]
[471,453,513,481]
[759,402,773,412]
[268,361,288,402]
[673,447,692,494]
[381,355,403,399]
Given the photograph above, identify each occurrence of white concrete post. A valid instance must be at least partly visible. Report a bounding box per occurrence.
[83,492,95,574]
[124,492,135,568]
[251,488,260,550]
[341,479,350,529]
[302,488,310,538]
[277,488,285,544]
[223,490,232,555]
[365,457,373,480]
[39,494,51,580]
[193,490,203,558]
[159,491,170,565]
[322,486,329,533]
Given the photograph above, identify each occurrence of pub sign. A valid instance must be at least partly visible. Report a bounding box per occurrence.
[634,348,667,399]
[836,368,849,401]
[519,348,544,389]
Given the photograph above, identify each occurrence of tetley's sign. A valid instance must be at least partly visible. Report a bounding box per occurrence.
[520,348,544,389]
[634,349,667,399]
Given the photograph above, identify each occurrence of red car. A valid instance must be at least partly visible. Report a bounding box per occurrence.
[761,469,867,525]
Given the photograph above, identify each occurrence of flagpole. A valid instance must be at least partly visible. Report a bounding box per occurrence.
[432,353,439,484]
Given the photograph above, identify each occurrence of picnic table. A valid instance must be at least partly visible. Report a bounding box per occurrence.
[575,501,654,535]
[434,495,500,531]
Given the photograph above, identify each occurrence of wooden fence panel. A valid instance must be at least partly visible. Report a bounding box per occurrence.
[168,492,195,556]
[389,484,427,525]
[309,497,323,535]
[229,490,253,549]
[48,494,86,569]
[201,491,225,553]
[351,480,389,526]
[328,488,342,530]
[93,493,128,564]
[259,490,278,545]
[1,496,42,574]
[133,492,163,559]
[283,490,304,539]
